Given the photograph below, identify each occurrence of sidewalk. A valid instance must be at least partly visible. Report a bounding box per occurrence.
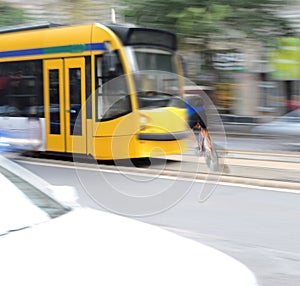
[221,114,267,136]
[219,113,299,138]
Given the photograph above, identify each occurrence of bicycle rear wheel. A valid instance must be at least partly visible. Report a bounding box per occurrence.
[203,138,219,171]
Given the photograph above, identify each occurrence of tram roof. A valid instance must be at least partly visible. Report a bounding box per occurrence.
[0,22,177,51]
[0,22,63,34]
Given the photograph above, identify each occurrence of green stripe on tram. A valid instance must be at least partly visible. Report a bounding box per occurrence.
[43,44,86,54]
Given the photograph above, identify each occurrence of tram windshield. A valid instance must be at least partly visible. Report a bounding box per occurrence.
[126,47,177,73]
[125,47,184,109]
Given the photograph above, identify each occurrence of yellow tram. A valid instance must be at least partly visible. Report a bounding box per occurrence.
[0,22,188,160]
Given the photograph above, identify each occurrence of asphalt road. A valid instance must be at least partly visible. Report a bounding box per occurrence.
[15,158,300,286]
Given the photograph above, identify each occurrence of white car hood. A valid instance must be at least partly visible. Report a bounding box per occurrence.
[0,208,258,286]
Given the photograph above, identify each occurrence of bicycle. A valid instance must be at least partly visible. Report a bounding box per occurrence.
[192,122,219,172]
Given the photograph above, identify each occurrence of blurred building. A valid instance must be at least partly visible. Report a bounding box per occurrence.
[185,3,300,118]
[279,5,300,36]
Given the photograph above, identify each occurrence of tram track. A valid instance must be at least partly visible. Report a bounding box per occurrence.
[221,149,300,163]
[8,149,300,191]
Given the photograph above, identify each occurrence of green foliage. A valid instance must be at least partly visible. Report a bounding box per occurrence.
[0,2,27,27]
[120,0,294,48]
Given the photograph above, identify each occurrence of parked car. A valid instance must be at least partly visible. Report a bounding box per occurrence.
[0,155,258,286]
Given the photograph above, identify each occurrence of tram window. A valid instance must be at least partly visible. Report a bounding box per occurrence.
[69,68,82,136]
[85,57,92,119]
[0,61,43,117]
[48,70,61,134]
[95,53,131,121]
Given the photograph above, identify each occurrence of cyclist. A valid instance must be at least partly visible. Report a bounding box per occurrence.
[186,96,211,156]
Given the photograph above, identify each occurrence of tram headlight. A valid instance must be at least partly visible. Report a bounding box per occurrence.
[139,113,149,130]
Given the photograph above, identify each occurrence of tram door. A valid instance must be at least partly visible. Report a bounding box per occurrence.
[44,58,86,154]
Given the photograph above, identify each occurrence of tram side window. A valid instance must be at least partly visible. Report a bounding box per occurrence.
[85,57,92,119]
[49,70,61,135]
[95,53,131,121]
[69,68,82,136]
[0,61,43,117]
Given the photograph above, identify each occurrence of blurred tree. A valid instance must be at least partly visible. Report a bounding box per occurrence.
[121,0,294,49]
[64,0,89,22]
[0,2,27,27]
